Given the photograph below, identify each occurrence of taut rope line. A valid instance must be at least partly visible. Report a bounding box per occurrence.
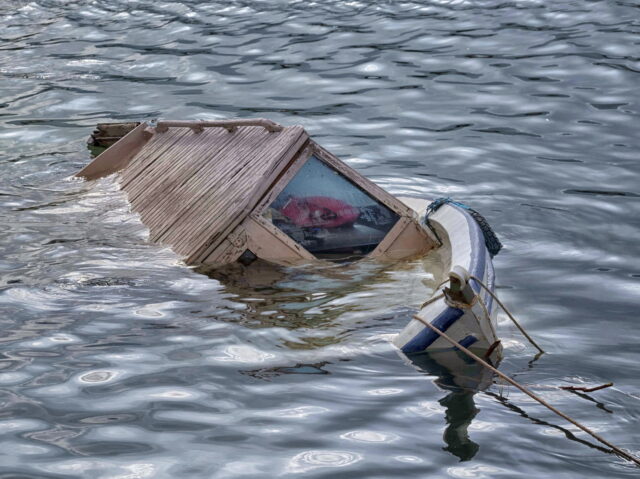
[410,313,640,466]
[469,274,545,355]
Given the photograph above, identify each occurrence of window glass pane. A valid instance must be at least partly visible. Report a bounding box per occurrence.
[263,156,399,259]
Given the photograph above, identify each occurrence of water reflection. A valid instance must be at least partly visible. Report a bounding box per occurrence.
[405,348,500,461]
[199,257,434,349]
[2,0,639,475]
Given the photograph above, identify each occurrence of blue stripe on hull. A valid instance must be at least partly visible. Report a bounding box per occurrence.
[458,335,478,348]
[400,307,464,353]
[457,205,495,315]
[457,205,486,295]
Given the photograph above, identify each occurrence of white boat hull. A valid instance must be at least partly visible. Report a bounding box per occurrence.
[394,198,499,353]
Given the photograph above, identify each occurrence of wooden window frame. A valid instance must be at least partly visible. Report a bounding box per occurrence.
[251,141,431,262]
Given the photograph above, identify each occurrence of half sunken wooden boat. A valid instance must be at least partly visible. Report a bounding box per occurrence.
[76,118,500,354]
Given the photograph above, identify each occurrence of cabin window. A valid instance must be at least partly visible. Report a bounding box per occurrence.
[263,155,399,259]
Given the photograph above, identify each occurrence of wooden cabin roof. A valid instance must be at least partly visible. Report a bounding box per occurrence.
[79,120,308,263]
[77,119,434,266]
[126,125,307,263]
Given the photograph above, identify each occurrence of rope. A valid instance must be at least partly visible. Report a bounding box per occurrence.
[469,275,545,355]
[420,293,444,309]
[476,292,499,342]
[431,275,542,354]
[424,197,502,257]
[410,313,640,466]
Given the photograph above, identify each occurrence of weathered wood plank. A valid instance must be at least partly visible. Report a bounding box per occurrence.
[156,118,283,133]
[178,129,305,261]
[76,123,151,180]
[126,128,225,204]
[239,215,315,265]
[154,127,290,251]
[141,130,264,247]
[113,123,307,265]
[369,217,434,260]
[119,128,186,189]
[190,128,308,263]
[158,128,291,249]
[128,127,255,216]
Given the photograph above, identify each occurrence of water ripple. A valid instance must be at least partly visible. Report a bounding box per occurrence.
[0,0,639,477]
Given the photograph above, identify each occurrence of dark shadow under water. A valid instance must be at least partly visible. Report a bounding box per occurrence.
[406,349,500,462]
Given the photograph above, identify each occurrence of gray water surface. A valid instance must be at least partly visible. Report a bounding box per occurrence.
[1,1,639,477]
